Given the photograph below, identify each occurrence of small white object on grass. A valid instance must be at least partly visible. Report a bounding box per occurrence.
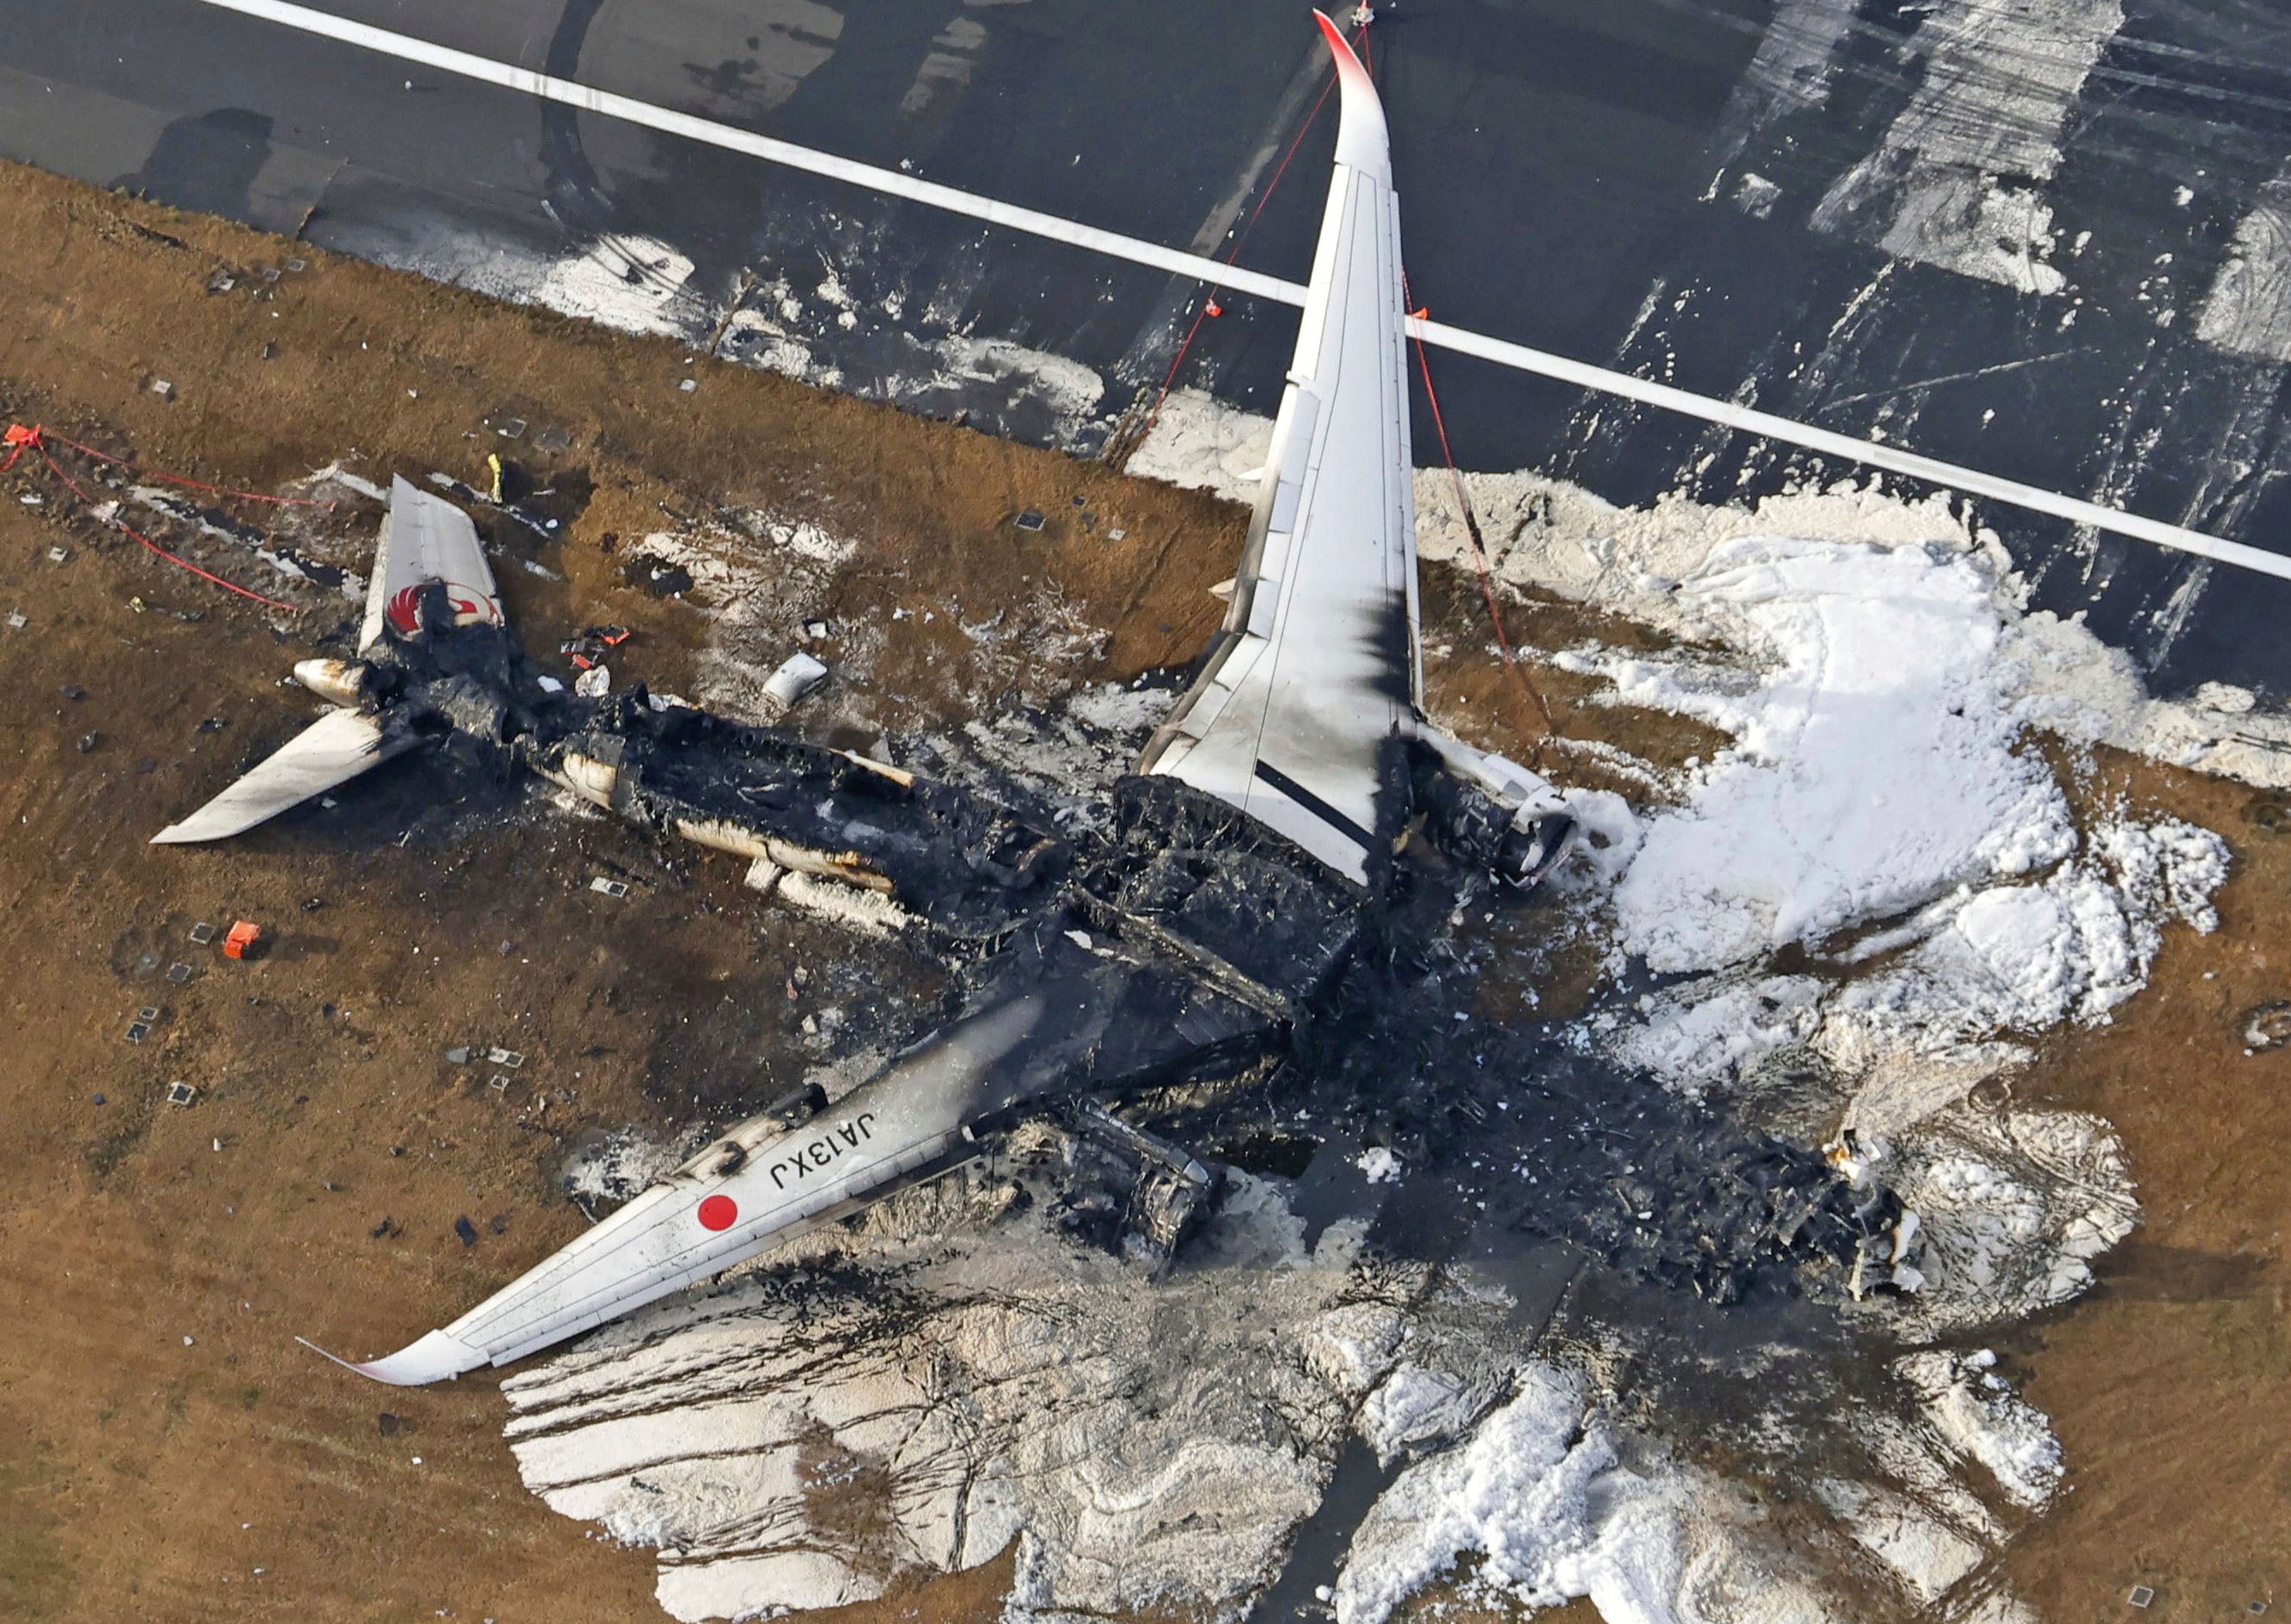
[763,651,829,709]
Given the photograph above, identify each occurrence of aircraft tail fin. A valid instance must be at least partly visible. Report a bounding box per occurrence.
[359,476,505,655]
[150,706,414,844]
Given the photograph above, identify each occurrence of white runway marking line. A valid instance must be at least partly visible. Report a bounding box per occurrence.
[186,0,2291,584]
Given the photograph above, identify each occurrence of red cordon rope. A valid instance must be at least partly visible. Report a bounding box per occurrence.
[1137,23,1366,443]
[4,425,301,613]
[1402,286,1561,760]
[31,427,335,509]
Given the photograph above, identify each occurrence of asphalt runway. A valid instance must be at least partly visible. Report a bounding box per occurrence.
[8,0,2291,694]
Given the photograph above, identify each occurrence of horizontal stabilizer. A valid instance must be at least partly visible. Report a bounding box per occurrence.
[150,706,411,844]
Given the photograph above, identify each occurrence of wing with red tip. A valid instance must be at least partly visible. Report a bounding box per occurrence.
[1140,13,1417,885]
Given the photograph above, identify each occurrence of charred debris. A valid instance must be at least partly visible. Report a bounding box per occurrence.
[325,602,1911,1303]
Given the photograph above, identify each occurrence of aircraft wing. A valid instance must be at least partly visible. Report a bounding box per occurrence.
[1138,13,1417,886]
[316,1006,1025,1383]
[359,476,505,654]
[311,904,1299,1384]
[150,706,415,844]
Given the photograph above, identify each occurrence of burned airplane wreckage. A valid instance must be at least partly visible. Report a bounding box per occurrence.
[154,17,1912,1386]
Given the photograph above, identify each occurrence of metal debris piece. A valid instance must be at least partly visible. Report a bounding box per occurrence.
[574,663,610,698]
[533,427,572,456]
[678,378,697,392]
[7,611,26,629]
[487,1048,524,1068]
[57,684,82,700]
[165,1082,198,1106]
[446,1047,471,1064]
[745,856,785,893]
[762,651,828,709]
[497,418,527,440]
[77,732,97,753]
[589,877,629,897]
[2243,1002,2291,1050]
[47,545,68,562]
[802,619,831,640]
[487,1074,511,1095]
[149,378,173,398]
[559,625,633,667]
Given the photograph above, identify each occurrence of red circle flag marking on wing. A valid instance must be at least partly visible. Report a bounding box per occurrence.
[697,1194,738,1231]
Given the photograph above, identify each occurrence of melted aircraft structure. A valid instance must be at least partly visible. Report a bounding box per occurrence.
[156,17,1873,1386]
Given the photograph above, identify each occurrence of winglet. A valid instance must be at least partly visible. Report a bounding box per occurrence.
[296,1328,485,1386]
[1312,10,1390,181]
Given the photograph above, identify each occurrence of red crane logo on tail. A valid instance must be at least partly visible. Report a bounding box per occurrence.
[385,580,504,638]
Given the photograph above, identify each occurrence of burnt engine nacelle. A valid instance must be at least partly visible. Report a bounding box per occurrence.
[1413,728,1577,888]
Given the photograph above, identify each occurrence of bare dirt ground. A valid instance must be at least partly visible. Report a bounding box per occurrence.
[0,156,2283,1624]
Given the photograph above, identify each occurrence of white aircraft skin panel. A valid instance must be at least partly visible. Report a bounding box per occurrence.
[148,706,407,844]
[343,995,1049,1385]
[1147,21,1415,884]
[359,476,505,654]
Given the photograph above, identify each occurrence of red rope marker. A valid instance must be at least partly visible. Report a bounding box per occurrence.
[1400,298,1562,758]
[6,424,301,613]
[34,427,334,509]
[1136,22,1368,446]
